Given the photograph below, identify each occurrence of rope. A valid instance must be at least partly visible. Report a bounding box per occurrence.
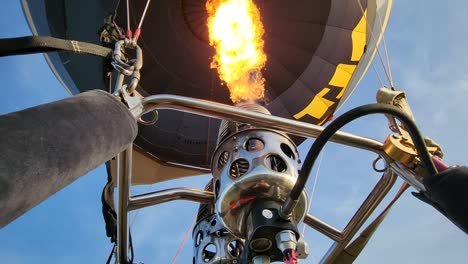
[354,0,394,88]
[301,149,325,236]
[137,0,152,29]
[134,0,152,42]
[372,63,385,89]
[170,214,198,264]
[375,8,395,87]
[126,0,132,37]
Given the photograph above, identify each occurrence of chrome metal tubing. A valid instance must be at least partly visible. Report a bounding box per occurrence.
[320,171,398,264]
[342,171,397,238]
[303,214,343,242]
[117,145,133,264]
[122,94,419,263]
[389,162,426,192]
[131,95,386,156]
[128,188,214,211]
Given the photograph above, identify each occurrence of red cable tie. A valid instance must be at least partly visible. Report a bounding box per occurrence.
[126,29,133,38]
[134,28,142,42]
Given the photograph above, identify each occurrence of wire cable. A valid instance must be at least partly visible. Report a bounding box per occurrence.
[126,0,132,37]
[375,6,395,87]
[372,63,385,89]
[354,0,394,88]
[137,0,151,29]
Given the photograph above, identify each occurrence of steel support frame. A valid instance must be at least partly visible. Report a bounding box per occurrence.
[116,95,410,263]
[316,171,397,263]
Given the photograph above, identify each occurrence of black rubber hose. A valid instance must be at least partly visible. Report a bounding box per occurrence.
[0,90,138,227]
[289,104,437,201]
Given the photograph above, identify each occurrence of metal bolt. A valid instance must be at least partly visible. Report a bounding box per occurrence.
[262,209,273,219]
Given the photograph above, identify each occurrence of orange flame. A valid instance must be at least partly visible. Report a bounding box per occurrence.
[206,0,267,104]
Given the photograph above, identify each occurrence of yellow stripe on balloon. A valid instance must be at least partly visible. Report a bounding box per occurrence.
[294,10,367,122]
[293,88,335,119]
[351,11,367,62]
[331,64,357,99]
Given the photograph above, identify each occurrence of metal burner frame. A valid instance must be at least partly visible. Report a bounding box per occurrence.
[115,94,422,263]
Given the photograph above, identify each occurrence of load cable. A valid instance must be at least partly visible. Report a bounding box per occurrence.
[354,0,395,88]
[134,0,152,42]
[126,0,132,38]
[371,63,386,89]
[374,6,395,87]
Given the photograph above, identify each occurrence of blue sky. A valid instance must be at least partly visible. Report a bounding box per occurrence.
[1,0,467,263]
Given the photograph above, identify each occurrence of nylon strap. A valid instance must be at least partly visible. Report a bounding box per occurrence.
[333,182,409,264]
[0,36,112,58]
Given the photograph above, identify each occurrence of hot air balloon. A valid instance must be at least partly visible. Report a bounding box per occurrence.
[6,2,396,261]
[10,0,468,263]
[20,0,392,185]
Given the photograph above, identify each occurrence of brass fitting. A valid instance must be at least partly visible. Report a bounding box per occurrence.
[383,133,442,175]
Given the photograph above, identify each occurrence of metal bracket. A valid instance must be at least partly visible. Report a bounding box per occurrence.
[111,39,143,96]
[377,87,415,135]
[378,87,444,187]
[112,40,158,125]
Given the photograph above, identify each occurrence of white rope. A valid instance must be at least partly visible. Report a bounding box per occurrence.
[374,5,394,87]
[126,0,131,34]
[301,149,325,236]
[355,0,394,88]
[113,20,124,37]
[372,63,385,89]
[137,0,152,29]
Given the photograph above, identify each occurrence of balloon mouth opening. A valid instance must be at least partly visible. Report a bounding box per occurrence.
[206,0,267,105]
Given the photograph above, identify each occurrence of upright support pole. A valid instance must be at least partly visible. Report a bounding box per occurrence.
[117,145,133,263]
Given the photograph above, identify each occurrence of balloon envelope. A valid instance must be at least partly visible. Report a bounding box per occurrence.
[22,0,392,171]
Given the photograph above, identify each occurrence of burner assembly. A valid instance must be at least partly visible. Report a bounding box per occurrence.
[192,213,245,264]
[193,104,309,263]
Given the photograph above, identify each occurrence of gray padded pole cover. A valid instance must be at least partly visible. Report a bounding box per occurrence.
[0,90,138,227]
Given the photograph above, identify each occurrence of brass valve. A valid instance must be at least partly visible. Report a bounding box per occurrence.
[383,133,442,175]
[383,134,418,167]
